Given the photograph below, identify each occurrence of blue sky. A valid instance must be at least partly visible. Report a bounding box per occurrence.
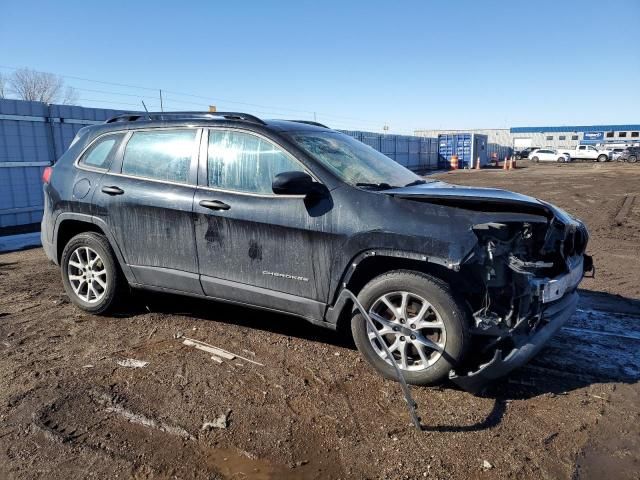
[1,0,638,133]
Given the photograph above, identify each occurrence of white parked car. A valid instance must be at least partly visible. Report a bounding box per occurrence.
[530,149,571,163]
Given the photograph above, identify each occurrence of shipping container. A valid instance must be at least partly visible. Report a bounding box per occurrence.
[437,133,489,169]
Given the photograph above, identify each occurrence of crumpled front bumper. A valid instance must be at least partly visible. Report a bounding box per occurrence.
[449,291,579,393]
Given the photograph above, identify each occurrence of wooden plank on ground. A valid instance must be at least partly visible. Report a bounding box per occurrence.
[182,339,235,360]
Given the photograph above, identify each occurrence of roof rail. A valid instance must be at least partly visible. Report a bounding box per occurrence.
[287,120,330,129]
[104,111,266,125]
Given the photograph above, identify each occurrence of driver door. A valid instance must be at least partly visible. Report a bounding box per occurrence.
[192,128,340,320]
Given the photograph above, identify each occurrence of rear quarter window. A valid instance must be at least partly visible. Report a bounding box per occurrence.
[78,133,125,170]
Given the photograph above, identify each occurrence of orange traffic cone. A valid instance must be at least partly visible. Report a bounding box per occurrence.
[503,156,508,170]
[475,156,481,170]
[511,156,517,169]
[450,155,459,170]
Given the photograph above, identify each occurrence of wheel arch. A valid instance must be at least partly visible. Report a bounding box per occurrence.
[56,218,104,264]
[325,250,468,334]
[54,213,136,283]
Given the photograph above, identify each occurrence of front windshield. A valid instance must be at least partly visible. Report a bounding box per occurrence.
[288,131,425,188]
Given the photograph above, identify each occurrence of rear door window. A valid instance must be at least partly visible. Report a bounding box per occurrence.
[121,129,197,183]
[79,133,125,170]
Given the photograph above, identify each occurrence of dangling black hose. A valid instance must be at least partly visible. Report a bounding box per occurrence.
[337,289,422,430]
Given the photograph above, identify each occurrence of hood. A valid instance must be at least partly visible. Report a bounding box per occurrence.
[384,181,559,218]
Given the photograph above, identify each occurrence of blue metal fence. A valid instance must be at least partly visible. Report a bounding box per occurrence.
[339,130,438,172]
[0,99,126,229]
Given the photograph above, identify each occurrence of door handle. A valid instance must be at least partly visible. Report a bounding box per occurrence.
[101,186,124,195]
[199,199,231,211]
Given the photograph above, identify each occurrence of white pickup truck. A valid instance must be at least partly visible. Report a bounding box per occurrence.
[558,145,612,162]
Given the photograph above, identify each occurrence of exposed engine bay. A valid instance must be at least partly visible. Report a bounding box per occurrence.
[453,216,592,389]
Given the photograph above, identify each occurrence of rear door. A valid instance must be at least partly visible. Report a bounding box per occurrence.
[192,128,337,320]
[578,145,596,160]
[94,127,203,293]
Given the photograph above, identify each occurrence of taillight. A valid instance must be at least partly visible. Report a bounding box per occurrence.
[42,166,53,184]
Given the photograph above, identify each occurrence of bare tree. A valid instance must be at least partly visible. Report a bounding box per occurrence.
[0,72,6,99]
[61,86,79,105]
[8,68,79,105]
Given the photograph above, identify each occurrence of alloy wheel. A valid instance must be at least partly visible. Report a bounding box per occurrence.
[67,246,108,304]
[367,291,446,371]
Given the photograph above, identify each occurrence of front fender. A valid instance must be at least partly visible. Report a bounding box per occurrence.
[325,227,479,308]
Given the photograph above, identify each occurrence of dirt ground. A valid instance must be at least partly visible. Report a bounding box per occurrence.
[1,161,639,479]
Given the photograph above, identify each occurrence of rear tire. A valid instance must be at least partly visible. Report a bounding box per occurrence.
[557,157,565,163]
[629,155,637,164]
[351,270,470,386]
[60,232,125,314]
[597,154,608,162]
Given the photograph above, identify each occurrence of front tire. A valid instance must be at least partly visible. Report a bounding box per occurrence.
[351,271,470,386]
[597,154,608,162]
[532,156,539,163]
[60,232,124,314]
[629,155,638,164]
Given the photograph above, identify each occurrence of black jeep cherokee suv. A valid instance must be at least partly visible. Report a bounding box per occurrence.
[41,112,592,391]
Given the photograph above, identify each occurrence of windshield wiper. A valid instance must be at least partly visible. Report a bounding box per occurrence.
[404,179,427,187]
[355,182,398,190]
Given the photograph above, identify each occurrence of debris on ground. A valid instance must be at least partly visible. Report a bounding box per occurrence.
[181,337,265,366]
[147,326,158,340]
[202,409,232,430]
[99,393,194,440]
[183,338,236,360]
[116,358,149,368]
[482,460,493,470]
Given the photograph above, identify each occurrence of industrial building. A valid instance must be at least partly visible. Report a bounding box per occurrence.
[415,125,640,151]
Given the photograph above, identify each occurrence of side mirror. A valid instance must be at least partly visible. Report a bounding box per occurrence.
[272,171,323,196]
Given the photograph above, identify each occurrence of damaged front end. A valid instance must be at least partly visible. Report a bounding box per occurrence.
[450,208,593,393]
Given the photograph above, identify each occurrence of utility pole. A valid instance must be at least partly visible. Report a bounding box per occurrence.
[159,89,164,112]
